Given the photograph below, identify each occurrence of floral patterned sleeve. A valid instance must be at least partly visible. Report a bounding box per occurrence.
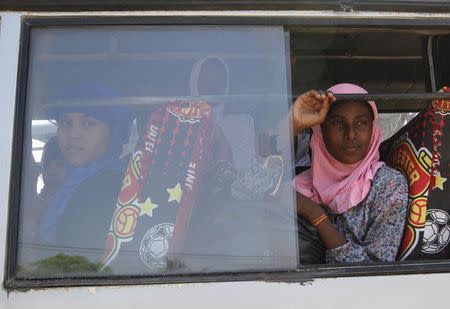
[325,166,409,264]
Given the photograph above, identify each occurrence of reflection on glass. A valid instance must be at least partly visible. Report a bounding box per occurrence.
[17,26,297,278]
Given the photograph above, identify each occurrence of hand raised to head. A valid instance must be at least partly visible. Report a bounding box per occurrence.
[292,90,336,136]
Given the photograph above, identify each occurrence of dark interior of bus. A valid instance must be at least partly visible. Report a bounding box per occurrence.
[290,28,446,112]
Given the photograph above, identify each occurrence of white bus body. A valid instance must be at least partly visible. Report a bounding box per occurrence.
[2,5,450,308]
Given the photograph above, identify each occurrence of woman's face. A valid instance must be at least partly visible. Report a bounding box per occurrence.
[57,113,110,166]
[198,59,227,95]
[321,101,374,164]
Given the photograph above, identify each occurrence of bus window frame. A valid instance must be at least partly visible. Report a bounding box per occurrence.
[3,0,450,13]
[5,15,450,291]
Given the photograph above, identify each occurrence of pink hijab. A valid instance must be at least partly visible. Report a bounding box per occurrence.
[294,83,384,214]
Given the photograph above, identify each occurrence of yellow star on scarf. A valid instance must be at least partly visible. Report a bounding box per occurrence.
[139,198,158,217]
[432,172,447,191]
[167,183,183,203]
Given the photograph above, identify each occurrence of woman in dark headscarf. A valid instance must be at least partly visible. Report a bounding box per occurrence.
[39,84,134,264]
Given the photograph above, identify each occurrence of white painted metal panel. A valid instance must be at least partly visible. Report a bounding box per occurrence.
[0,11,21,288]
[2,273,450,309]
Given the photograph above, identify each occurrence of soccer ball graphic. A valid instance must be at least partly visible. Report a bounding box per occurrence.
[422,209,450,254]
[140,223,174,270]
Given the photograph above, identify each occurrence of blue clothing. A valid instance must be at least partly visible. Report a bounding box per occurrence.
[39,157,125,242]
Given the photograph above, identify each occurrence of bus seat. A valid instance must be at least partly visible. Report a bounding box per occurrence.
[101,101,215,274]
[380,87,450,261]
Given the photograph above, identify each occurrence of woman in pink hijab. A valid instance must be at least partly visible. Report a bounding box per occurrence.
[293,83,408,263]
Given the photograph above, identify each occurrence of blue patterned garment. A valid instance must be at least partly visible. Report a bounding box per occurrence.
[325,165,409,263]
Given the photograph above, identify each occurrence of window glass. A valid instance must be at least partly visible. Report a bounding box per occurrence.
[17,26,298,278]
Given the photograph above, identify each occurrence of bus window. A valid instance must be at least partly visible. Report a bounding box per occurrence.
[6,18,450,289]
[16,26,298,279]
[290,28,450,264]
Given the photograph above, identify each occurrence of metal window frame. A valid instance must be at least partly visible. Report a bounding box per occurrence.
[3,1,450,13]
[5,14,450,291]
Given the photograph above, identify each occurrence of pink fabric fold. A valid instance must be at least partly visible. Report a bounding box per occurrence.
[295,83,384,214]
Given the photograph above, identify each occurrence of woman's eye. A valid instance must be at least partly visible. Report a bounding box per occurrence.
[332,120,344,127]
[81,119,97,127]
[356,120,368,126]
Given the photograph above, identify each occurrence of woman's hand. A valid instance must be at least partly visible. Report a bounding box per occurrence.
[292,90,336,136]
[296,192,347,250]
[296,192,325,224]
